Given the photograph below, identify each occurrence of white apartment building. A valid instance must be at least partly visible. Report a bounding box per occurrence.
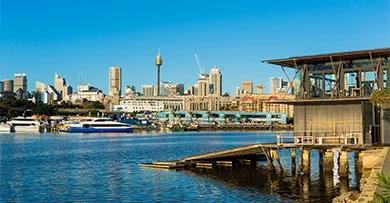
[65,84,104,103]
[112,96,184,112]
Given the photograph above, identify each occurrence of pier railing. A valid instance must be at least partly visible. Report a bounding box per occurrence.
[276,131,361,146]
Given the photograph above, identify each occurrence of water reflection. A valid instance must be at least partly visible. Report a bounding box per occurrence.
[1,132,360,202]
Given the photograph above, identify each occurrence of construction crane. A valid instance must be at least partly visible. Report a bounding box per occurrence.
[194,53,204,75]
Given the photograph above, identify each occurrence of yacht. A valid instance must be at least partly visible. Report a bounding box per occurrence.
[60,118,134,133]
[9,117,43,133]
[0,123,11,133]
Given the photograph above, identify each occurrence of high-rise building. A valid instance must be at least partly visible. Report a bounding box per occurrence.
[14,74,27,93]
[235,87,241,96]
[14,74,27,99]
[109,66,122,96]
[209,67,222,96]
[2,80,13,92]
[188,86,194,95]
[197,77,208,96]
[142,85,154,97]
[63,85,73,97]
[176,84,184,95]
[0,81,3,93]
[53,74,68,100]
[54,74,66,92]
[160,81,171,96]
[164,83,184,96]
[153,86,159,96]
[242,80,253,94]
[270,77,282,93]
[193,84,199,95]
[270,77,289,94]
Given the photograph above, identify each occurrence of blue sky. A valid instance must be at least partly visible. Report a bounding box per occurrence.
[1,0,389,94]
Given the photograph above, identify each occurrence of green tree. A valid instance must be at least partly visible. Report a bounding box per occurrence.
[83,101,105,109]
[371,88,390,108]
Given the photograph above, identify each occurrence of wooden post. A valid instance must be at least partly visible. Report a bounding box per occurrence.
[272,149,283,171]
[298,146,304,173]
[339,151,349,177]
[355,151,363,174]
[302,148,311,175]
[319,149,324,173]
[291,148,296,176]
[324,150,334,173]
[263,148,275,171]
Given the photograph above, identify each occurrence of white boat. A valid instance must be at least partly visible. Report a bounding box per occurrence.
[0,123,11,133]
[59,118,134,133]
[9,117,43,133]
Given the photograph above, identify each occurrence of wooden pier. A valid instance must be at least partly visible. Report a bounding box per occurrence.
[139,133,369,175]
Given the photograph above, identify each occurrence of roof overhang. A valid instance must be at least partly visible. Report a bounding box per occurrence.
[262,48,390,68]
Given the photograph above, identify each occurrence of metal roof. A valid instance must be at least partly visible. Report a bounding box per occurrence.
[262,48,390,68]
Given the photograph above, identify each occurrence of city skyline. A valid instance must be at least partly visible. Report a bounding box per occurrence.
[1,1,389,95]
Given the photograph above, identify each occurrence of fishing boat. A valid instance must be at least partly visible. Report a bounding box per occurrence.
[8,117,43,133]
[59,118,134,133]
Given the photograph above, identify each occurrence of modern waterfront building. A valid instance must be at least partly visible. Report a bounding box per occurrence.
[113,96,184,112]
[242,80,253,94]
[142,85,154,97]
[2,80,13,92]
[209,67,222,96]
[263,47,390,145]
[109,66,122,96]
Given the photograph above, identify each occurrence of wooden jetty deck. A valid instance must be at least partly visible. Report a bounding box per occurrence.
[139,136,366,171]
[139,143,296,169]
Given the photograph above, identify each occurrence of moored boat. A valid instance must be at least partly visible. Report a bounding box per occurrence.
[59,118,134,133]
[0,123,11,133]
[9,117,43,133]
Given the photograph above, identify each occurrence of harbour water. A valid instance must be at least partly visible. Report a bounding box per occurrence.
[0,132,359,202]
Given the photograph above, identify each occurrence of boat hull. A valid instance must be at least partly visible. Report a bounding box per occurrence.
[60,127,134,133]
[12,126,43,133]
[0,126,11,133]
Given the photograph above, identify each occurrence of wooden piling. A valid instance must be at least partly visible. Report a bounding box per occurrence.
[271,149,283,171]
[263,148,275,171]
[318,149,324,173]
[291,148,296,176]
[302,148,311,174]
[339,151,349,177]
[324,150,334,173]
